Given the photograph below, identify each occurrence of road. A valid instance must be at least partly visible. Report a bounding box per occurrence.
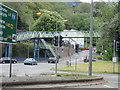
[71,73,119,88]
[0,50,88,77]
[0,50,119,88]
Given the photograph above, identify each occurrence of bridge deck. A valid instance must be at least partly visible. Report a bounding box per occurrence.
[16,31,101,41]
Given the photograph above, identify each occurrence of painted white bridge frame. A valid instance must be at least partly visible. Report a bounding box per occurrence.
[16,31,101,41]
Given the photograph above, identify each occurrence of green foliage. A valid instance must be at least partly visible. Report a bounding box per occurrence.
[75,3,90,13]
[3,2,34,30]
[31,9,65,31]
[103,48,113,60]
[95,2,119,61]
[12,43,34,58]
[12,43,28,58]
[3,2,119,61]
[52,2,91,30]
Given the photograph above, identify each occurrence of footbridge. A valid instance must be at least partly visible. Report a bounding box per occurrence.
[16,31,100,41]
[5,31,101,59]
[15,31,101,59]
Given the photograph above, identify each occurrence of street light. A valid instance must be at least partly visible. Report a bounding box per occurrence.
[63,19,68,22]
[36,12,41,16]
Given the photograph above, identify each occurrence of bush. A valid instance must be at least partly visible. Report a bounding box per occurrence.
[103,48,113,60]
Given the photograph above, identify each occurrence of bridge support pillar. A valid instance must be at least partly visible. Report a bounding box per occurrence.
[0,44,2,58]
[37,39,40,58]
[8,44,11,57]
[5,44,11,57]
[44,49,47,58]
[34,39,40,59]
[5,44,8,57]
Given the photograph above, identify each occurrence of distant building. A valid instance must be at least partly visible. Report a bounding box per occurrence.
[63,29,84,48]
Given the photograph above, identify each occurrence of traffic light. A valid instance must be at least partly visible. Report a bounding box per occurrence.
[59,35,63,47]
[75,44,79,53]
[116,41,120,52]
[54,36,58,46]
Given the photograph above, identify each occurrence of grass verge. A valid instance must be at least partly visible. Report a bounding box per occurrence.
[57,60,120,74]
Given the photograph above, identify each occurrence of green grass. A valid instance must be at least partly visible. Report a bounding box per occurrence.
[92,55,102,59]
[57,60,120,74]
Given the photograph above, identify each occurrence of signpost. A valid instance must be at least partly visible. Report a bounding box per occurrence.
[112,57,117,73]
[0,3,17,78]
[0,3,17,43]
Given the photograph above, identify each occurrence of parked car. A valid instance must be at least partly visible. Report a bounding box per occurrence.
[24,58,37,65]
[0,57,17,64]
[84,58,96,62]
[98,57,103,60]
[84,48,89,50]
[48,57,59,63]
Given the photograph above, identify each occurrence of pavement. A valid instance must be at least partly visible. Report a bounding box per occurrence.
[1,74,104,88]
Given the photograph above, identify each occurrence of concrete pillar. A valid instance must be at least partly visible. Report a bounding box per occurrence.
[37,39,40,58]
[44,49,47,58]
[34,39,36,58]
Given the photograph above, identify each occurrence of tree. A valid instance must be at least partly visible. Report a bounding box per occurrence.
[95,2,119,61]
[3,2,34,30]
[31,9,65,31]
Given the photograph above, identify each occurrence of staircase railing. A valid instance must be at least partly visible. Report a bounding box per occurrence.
[41,39,56,57]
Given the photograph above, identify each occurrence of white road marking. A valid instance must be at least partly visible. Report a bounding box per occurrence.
[103,85,113,88]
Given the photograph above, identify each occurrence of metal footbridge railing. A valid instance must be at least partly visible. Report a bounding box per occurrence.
[16,31,101,41]
[16,31,101,58]
[41,39,56,57]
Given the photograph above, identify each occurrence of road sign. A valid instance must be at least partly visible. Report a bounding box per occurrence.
[112,57,117,63]
[61,46,64,52]
[0,3,17,43]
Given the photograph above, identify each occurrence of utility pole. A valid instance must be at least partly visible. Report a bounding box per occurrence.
[89,0,93,76]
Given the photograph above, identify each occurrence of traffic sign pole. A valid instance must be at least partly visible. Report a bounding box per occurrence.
[9,44,12,78]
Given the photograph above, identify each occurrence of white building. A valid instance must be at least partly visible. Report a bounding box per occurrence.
[63,29,84,48]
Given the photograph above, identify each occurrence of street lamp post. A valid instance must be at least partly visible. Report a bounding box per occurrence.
[89,0,93,76]
[55,21,58,74]
[55,20,68,74]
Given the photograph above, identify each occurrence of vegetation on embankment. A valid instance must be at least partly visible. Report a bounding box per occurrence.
[57,60,120,74]
[2,2,119,61]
